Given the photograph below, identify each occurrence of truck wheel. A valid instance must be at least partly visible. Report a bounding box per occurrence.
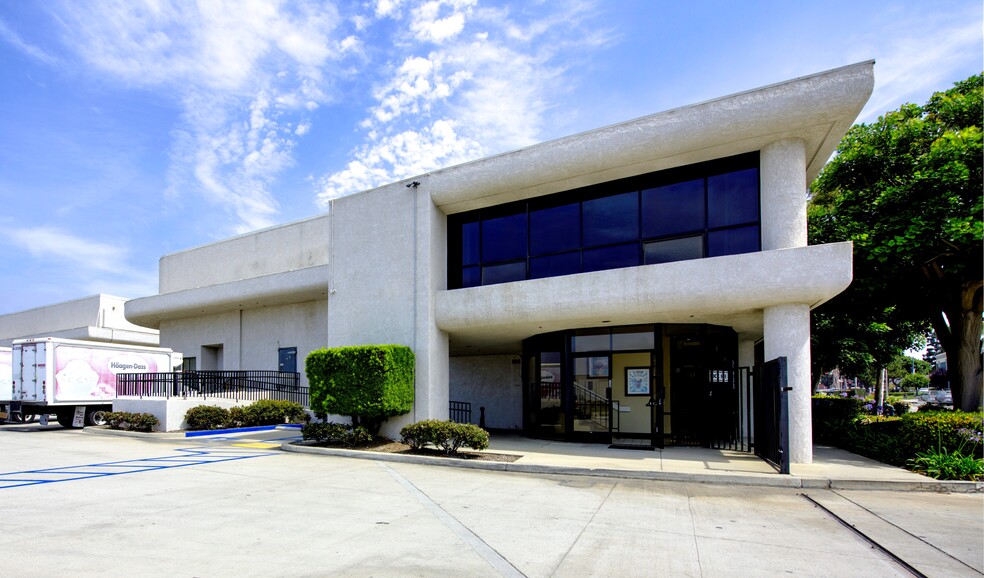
[19,414,37,424]
[85,408,109,427]
[56,411,77,428]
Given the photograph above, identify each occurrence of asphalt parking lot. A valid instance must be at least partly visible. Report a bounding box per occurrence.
[1,423,981,577]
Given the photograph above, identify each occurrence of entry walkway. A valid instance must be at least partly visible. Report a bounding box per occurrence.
[286,431,981,492]
[477,433,980,491]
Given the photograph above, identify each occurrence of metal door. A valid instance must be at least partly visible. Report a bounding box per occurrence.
[278,347,297,373]
[754,357,790,474]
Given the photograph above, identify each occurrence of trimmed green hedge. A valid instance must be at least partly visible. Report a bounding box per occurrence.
[812,395,983,476]
[812,395,866,445]
[306,345,414,434]
[898,411,984,459]
[184,400,308,431]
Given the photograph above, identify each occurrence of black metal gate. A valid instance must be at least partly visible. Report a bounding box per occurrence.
[754,357,790,474]
[706,366,753,452]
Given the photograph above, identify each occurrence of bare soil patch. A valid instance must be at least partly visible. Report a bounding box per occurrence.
[308,439,521,462]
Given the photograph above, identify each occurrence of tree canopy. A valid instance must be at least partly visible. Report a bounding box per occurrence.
[809,73,983,411]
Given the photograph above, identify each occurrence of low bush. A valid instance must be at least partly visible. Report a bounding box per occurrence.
[400,419,490,455]
[104,411,160,433]
[301,421,372,447]
[240,399,306,426]
[898,411,983,459]
[909,446,984,481]
[813,403,983,479]
[227,406,246,428]
[185,405,230,430]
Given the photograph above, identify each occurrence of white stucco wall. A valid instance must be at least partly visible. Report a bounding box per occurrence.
[0,294,159,347]
[449,355,523,430]
[114,397,250,432]
[159,214,330,294]
[157,300,327,388]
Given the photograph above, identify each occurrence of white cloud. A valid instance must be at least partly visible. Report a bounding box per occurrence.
[317,119,482,203]
[4,226,126,273]
[2,226,158,299]
[54,0,343,233]
[316,1,608,206]
[0,17,58,64]
[855,11,982,121]
[410,0,475,44]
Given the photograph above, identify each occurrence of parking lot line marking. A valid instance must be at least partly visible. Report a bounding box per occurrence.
[383,464,526,578]
[0,447,273,489]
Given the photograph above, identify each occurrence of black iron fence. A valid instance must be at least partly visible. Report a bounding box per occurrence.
[449,400,472,424]
[116,371,308,408]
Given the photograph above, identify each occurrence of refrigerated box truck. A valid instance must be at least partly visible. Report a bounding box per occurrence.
[5,337,182,427]
[0,347,14,422]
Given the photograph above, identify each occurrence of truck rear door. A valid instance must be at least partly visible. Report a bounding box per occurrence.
[13,342,43,402]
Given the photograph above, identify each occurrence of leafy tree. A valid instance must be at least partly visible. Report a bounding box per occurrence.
[809,74,983,411]
[886,354,932,382]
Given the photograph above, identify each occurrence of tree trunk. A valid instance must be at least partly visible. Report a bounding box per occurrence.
[953,304,983,411]
[934,282,983,412]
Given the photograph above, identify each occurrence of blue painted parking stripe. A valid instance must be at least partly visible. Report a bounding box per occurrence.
[0,446,274,489]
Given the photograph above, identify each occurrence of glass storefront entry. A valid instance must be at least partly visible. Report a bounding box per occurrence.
[523,324,738,447]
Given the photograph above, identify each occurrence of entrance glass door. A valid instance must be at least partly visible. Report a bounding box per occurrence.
[527,351,565,438]
[573,355,612,436]
[610,352,655,443]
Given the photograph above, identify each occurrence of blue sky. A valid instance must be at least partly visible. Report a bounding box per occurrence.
[0,0,981,315]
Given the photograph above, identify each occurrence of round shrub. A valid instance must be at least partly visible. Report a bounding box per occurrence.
[185,405,230,430]
[105,411,160,433]
[302,422,352,443]
[400,419,490,455]
[400,419,445,450]
[301,422,372,447]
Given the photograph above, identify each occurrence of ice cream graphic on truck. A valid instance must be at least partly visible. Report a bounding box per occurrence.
[52,348,161,401]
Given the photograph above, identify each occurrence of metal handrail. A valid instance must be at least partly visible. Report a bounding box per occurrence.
[573,382,619,432]
[116,371,308,407]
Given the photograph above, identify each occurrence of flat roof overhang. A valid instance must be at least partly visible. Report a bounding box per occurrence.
[125,265,329,328]
[436,242,852,355]
[416,61,874,215]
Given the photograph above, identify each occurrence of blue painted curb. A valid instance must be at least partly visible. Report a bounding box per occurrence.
[185,423,303,437]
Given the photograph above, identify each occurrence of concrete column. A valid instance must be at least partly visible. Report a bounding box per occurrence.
[760,139,807,250]
[738,336,756,442]
[763,303,812,464]
[738,337,755,370]
[407,185,450,428]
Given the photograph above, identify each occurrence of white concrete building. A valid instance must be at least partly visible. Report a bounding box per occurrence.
[127,62,875,463]
[0,294,159,348]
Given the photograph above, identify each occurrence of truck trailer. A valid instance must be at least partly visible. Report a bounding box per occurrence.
[5,337,182,428]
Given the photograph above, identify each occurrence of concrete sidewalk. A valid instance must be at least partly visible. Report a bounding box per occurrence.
[284,432,984,493]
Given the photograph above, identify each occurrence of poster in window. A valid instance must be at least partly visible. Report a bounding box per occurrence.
[587,356,609,378]
[625,367,650,396]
